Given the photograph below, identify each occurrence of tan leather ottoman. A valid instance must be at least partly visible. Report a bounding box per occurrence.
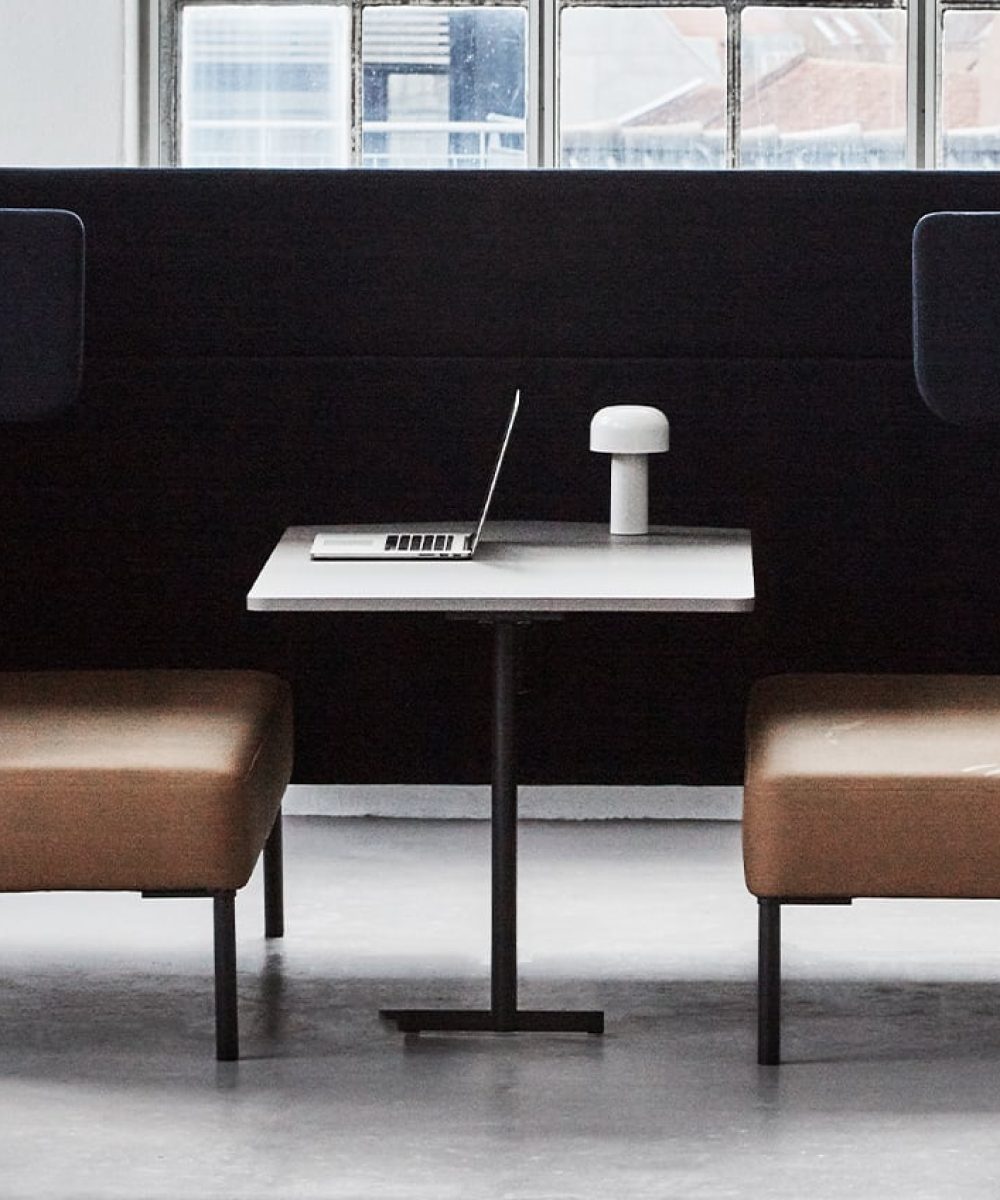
[743,673,1000,1064]
[0,669,293,1060]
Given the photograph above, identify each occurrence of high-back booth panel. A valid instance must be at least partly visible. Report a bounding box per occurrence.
[2,169,999,785]
[0,207,84,421]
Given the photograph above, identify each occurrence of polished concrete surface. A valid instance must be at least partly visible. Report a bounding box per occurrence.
[3,817,1000,1198]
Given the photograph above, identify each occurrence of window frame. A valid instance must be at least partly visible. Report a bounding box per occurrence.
[156,0,999,169]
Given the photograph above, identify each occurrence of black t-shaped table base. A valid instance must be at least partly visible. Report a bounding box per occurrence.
[380,616,605,1036]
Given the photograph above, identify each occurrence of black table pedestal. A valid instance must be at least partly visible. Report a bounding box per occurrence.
[380,617,604,1036]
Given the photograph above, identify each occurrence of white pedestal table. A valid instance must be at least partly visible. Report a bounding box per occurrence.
[248,521,754,1035]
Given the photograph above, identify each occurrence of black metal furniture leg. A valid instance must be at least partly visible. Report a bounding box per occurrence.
[214,889,239,1061]
[492,619,518,1030]
[758,897,781,1065]
[380,616,603,1035]
[264,807,284,939]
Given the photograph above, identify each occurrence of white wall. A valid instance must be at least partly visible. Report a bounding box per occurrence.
[0,0,138,166]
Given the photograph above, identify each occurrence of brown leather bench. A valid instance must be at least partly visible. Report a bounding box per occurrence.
[0,669,293,1061]
[743,673,1000,1064]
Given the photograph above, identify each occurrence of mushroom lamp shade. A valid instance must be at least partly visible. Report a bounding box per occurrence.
[590,405,669,535]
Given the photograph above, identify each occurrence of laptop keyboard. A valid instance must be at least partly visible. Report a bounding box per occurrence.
[385,533,455,552]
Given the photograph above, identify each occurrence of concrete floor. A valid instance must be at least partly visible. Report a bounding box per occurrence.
[3,817,1000,1199]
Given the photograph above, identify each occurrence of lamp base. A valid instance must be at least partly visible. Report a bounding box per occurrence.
[609,455,649,535]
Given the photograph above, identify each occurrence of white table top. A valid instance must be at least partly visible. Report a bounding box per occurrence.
[247,522,754,614]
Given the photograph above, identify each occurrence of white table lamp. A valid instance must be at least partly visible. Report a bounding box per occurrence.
[590,406,669,535]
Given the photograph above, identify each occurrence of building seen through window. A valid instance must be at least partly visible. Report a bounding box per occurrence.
[360,7,526,167]
[172,1,1000,169]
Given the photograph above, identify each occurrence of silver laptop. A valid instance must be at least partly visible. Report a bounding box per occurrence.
[310,390,520,560]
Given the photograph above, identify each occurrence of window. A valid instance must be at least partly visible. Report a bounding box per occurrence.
[940,7,1000,167]
[360,7,527,167]
[160,0,1000,168]
[162,1,528,167]
[739,7,907,168]
[177,5,352,166]
[559,8,729,167]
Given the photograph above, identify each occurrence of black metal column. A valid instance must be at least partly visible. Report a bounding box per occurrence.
[758,898,781,1066]
[214,889,239,1062]
[380,614,603,1035]
[264,807,284,939]
[491,619,518,1029]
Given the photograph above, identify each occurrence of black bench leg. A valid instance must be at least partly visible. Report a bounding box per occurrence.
[264,807,284,939]
[214,889,239,1061]
[758,897,781,1066]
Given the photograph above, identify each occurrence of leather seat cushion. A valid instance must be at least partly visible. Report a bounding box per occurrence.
[0,670,293,892]
[744,674,1000,899]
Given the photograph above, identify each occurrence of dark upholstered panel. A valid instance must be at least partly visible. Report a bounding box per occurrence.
[2,169,1000,784]
[0,207,83,420]
[913,211,1000,425]
[0,169,993,361]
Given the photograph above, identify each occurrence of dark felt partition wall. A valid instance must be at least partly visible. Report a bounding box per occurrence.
[2,168,1000,785]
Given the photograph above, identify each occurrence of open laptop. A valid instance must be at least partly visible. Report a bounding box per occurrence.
[310,390,520,560]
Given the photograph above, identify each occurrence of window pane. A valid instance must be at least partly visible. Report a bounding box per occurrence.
[361,7,527,168]
[180,5,351,167]
[741,7,906,168]
[559,8,727,169]
[941,10,1000,168]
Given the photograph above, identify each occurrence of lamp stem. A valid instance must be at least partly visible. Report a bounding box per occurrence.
[609,454,649,535]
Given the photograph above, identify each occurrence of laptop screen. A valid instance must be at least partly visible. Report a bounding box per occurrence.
[469,390,520,553]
